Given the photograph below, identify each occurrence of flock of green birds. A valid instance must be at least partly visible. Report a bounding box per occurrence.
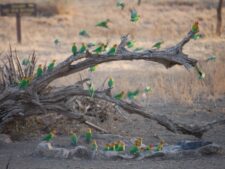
[18,1,216,100]
[42,128,165,155]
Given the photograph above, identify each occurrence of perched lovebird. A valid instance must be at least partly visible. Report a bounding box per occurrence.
[114,141,120,150]
[72,43,77,55]
[107,44,117,55]
[89,65,97,72]
[22,59,30,66]
[144,86,152,93]
[36,64,43,78]
[108,77,114,89]
[195,65,205,80]
[191,33,203,40]
[47,59,56,72]
[116,0,125,10]
[134,137,142,147]
[79,43,87,54]
[114,91,125,100]
[18,77,29,89]
[152,40,164,49]
[129,145,139,155]
[192,21,199,33]
[42,130,56,142]
[109,143,116,151]
[87,82,95,97]
[206,55,216,62]
[117,141,126,152]
[85,128,93,143]
[158,140,165,151]
[126,40,135,48]
[127,89,139,100]
[96,19,110,29]
[130,8,140,22]
[93,43,105,54]
[104,144,111,151]
[91,140,98,151]
[79,29,90,37]
[70,132,78,146]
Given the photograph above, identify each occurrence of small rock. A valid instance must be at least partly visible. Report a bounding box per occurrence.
[198,144,223,155]
[0,134,12,144]
[35,142,70,159]
[69,146,92,159]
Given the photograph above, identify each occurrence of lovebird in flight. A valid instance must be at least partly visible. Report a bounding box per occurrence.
[130,8,140,22]
[96,19,110,29]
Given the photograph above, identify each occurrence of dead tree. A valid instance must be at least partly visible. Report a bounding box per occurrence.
[0,29,224,138]
[216,0,223,36]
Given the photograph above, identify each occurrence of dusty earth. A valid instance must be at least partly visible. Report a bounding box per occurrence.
[0,0,225,168]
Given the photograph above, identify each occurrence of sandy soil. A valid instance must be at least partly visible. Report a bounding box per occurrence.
[0,0,225,168]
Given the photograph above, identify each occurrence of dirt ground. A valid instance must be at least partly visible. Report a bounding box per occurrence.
[0,0,225,168]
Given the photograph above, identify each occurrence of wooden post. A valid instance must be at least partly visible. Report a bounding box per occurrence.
[137,0,142,6]
[216,0,223,36]
[16,12,21,43]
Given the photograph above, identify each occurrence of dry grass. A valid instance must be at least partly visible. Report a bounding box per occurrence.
[0,0,224,105]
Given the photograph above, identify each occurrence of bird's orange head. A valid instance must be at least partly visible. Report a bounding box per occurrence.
[113,44,117,48]
[38,64,42,68]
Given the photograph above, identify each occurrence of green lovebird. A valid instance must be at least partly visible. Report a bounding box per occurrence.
[79,43,87,54]
[79,29,90,37]
[206,55,216,62]
[70,132,78,146]
[91,140,98,151]
[195,65,205,80]
[42,130,56,142]
[192,21,199,33]
[152,40,164,49]
[129,145,139,155]
[47,59,56,71]
[18,78,29,89]
[191,33,203,40]
[93,43,105,54]
[114,91,125,100]
[85,128,93,143]
[22,59,30,66]
[96,19,110,29]
[144,86,152,93]
[108,77,114,89]
[89,65,97,72]
[87,82,95,97]
[116,0,125,10]
[127,89,139,100]
[72,43,77,55]
[36,64,43,78]
[103,144,110,151]
[126,40,135,48]
[130,8,140,22]
[107,44,117,55]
